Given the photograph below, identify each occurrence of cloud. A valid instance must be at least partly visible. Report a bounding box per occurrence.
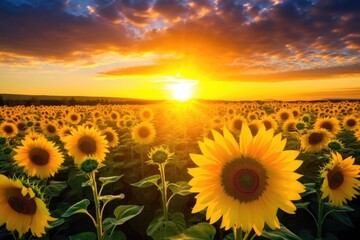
[1,0,360,82]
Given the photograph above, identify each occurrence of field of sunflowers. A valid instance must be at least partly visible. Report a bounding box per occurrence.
[0,100,359,240]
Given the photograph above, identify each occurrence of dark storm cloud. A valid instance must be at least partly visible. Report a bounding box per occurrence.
[1,0,359,81]
[0,0,132,60]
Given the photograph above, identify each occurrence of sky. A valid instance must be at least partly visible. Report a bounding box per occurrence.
[0,0,360,101]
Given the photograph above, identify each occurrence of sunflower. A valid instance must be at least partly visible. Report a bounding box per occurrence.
[320,152,360,206]
[327,139,344,152]
[24,131,45,141]
[66,112,82,125]
[282,119,298,134]
[0,122,18,138]
[109,110,120,122]
[276,108,293,124]
[342,115,358,131]
[300,128,331,152]
[131,121,156,145]
[0,174,56,237]
[16,120,28,134]
[101,127,119,148]
[58,125,75,142]
[188,124,304,235]
[248,120,261,136]
[147,145,174,165]
[41,122,58,137]
[13,137,64,179]
[260,115,278,132]
[139,108,154,122]
[314,117,341,137]
[64,126,109,165]
[228,115,247,135]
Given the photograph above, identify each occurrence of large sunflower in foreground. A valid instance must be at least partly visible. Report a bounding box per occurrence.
[188,124,305,235]
[0,174,56,237]
[320,152,360,207]
[13,137,64,179]
[64,126,109,165]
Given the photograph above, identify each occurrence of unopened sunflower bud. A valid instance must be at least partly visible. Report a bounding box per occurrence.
[80,158,98,173]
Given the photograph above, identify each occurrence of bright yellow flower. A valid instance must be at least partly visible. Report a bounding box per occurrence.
[64,126,109,165]
[131,121,156,145]
[13,137,64,179]
[188,124,305,235]
[321,152,360,206]
[300,128,331,152]
[0,174,56,237]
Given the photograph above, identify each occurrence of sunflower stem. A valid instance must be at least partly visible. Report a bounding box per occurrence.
[89,171,103,240]
[159,163,168,221]
[233,226,243,240]
[140,148,145,179]
[316,193,324,240]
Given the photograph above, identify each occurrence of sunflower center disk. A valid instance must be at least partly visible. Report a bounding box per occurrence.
[4,125,14,134]
[346,119,356,127]
[29,147,50,165]
[78,136,97,154]
[327,169,344,189]
[105,132,114,142]
[235,169,259,193]
[233,120,243,131]
[8,192,36,215]
[138,126,150,138]
[308,132,324,145]
[321,121,333,132]
[221,158,267,203]
[47,125,56,133]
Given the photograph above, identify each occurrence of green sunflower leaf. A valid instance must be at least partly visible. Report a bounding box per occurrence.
[99,194,125,205]
[168,181,192,196]
[44,180,68,197]
[61,199,90,218]
[99,175,123,186]
[103,205,144,232]
[130,174,160,188]
[262,224,302,240]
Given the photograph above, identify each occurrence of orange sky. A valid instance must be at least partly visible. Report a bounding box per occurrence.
[1,0,360,101]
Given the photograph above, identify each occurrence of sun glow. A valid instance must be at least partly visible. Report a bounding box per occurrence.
[166,80,198,101]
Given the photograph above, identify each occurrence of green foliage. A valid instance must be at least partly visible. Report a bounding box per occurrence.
[103,205,144,232]
[61,199,90,218]
[169,222,216,240]
[147,212,186,240]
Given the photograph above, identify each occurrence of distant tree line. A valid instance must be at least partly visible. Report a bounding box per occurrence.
[0,95,162,106]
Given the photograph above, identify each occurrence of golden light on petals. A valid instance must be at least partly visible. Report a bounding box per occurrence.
[188,124,305,235]
[13,137,64,179]
[63,126,109,165]
[0,174,56,237]
[321,152,360,207]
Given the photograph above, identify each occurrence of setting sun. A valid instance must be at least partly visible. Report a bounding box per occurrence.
[166,80,198,101]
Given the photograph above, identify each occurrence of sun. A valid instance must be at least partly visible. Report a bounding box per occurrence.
[167,80,197,101]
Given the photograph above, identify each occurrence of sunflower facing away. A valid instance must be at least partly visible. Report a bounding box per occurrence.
[13,137,64,179]
[320,152,360,206]
[64,126,109,165]
[0,174,56,237]
[188,124,305,235]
